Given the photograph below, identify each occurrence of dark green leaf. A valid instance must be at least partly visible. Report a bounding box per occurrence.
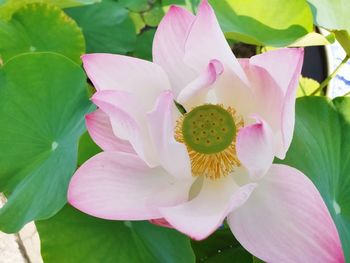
[119,0,150,12]
[133,28,156,61]
[0,52,91,232]
[277,97,350,260]
[77,132,101,166]
[252,256,265,263]
[192,227,252,262]
[36,205,195,263]
[65,0,137,54]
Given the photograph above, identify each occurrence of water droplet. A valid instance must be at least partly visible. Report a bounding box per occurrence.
[29,46,36,52]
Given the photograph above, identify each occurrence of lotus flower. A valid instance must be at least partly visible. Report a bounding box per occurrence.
[68,1,344,262]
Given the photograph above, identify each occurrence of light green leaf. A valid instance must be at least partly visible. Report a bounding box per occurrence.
[0,3,85,64]
[143,4,164,27]
[307,0,350,55]
[278,97,350,261]
[334,30,350,57]
[288,32,334,47]
[0,0,100,20]
[210,0,313,46]
[129,11,145,34]
[191,227,252,262]
[307,0,350,32]
[50,0,101,8]
[297,77,320,97]
[0,52,91,233]
[65,0,137,54]
[36,205,195,263]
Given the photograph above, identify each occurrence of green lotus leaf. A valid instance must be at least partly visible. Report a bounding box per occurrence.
[65,0,136,54]
[0,0,100,21]
[307,0,350,32]
[36,205,195,263]
[0,3,85,64]
[278,97,350,261]
[133,28,156,61]
[0,52,91,233]
[210,0,313,47]
[297,77,320,97]
[192,227,253,262]
[119,0,150,12]
[143,4,164,27]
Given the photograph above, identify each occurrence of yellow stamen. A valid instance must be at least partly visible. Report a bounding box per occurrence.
[175,104,244,180]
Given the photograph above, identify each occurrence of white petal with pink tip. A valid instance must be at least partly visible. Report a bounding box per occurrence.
[68,152,191,220]
[228,164,345,263]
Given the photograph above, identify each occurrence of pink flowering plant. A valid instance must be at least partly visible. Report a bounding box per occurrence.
[0,0,349,262]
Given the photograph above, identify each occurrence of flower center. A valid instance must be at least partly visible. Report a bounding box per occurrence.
[182,105,236,154]
[175,104,243,180]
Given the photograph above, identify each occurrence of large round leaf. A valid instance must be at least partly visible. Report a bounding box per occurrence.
[36,205,195,263]
[278,97,350,260]
[0,0,100,20]
[0,3,85,64]
[210,0,313,46]
[65,0,137,54]
[306,1,350,55]
[307,0,350,32]
[0,52,91,233]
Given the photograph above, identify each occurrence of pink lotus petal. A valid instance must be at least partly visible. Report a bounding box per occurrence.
[68,152,191,220]
[249,48,304,158]
[250,48,304,95]
[149,218,173,229]
[153,5,196,94]
[147,91,192,178]
[212,66,253,117]
[236,116,274,179]
[161,175,256,240]
[86,109,135,153]
[239,60,287,158]
[82,53,171,111]
[92,90,159,167]
[228,164,344,263]
[177,59,223,109]
[184,0,248,85]
[239,61,284,131]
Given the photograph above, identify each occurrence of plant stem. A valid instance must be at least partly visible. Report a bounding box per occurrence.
[311,55,350,96]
